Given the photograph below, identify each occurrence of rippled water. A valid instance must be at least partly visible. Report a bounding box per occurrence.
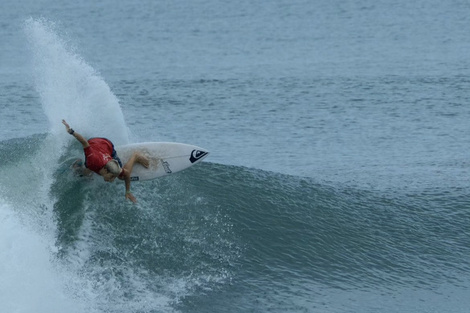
[1,1,469,312]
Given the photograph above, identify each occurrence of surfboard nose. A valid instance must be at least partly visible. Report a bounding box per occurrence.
[190,149,209,163]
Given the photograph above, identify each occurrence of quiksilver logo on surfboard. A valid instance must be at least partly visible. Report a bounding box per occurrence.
[189,150,208,163]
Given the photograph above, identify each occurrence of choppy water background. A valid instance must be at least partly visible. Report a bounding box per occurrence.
[1,1,470,312]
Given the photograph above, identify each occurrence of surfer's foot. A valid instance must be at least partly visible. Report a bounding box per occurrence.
[136,153,150,168]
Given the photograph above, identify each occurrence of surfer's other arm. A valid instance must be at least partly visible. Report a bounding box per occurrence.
[119,152,150,203]
[62,119,90,148]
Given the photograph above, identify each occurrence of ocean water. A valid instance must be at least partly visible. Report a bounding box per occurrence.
[1,1,469,312]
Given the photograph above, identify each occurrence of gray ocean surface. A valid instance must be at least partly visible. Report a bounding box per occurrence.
[1,0,469,312]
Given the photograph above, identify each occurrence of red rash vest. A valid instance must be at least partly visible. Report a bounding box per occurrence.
[84,138,114,173]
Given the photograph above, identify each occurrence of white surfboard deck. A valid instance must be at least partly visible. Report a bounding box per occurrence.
[115,142,209,181]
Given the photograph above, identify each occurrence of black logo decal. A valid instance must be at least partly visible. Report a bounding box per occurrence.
[162,161,172,174]
[189,150,208,163]
[130,176,140,181]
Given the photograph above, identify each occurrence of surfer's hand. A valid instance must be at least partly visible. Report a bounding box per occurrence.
[62,119,71,132]
[126,191,137,203]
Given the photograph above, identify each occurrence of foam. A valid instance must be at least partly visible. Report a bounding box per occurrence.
[0,200,96,313]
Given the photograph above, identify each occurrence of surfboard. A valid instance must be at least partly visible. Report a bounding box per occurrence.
[115,142,209,181]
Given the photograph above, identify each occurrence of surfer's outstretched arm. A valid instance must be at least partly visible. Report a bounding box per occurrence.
[62,119,90,148]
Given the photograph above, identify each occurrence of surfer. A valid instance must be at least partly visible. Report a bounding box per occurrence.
[62,120,149,203]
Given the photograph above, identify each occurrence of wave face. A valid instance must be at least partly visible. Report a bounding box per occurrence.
[1,135,469,313]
